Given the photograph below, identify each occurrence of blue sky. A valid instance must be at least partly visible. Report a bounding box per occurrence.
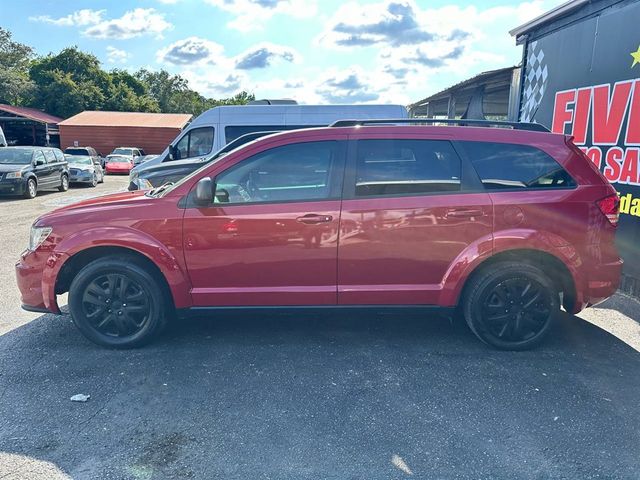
[1,0,564,105]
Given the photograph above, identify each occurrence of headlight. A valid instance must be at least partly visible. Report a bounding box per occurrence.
[6,171,22,179]
[136,178,154,190]
[29,226,52,251]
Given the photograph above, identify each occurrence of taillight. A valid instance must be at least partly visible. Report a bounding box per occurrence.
[597,194,620,226]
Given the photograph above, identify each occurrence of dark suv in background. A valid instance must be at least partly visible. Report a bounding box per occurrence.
[0,146,69,198]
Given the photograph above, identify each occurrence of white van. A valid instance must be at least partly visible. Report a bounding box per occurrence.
[131,103,408,175]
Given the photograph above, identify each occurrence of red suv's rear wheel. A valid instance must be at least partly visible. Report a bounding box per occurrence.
[463,262,558,350]
[68,257,167,348]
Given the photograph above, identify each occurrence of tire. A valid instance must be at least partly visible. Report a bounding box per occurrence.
[462,262,558,351]
[68,257,169,348]
[23,178,37,199]
[58,173,69,192]
[99,171,104,183]
[91,173,98,187]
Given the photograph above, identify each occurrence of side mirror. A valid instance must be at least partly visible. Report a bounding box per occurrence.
[195,177,214,206]
[34,158,45,166]
[169,145,176,161]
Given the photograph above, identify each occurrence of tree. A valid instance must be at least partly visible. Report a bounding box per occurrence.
[0,28,35,105]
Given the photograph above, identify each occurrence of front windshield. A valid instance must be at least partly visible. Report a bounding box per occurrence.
[68,156,93,165]
[0,149,32,164]
[107,156,130,164]
[113,148,134,155]
[65,149,88,156]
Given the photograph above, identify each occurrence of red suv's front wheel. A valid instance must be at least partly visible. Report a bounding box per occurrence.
[68,257,168,348]
[463,262,558,350]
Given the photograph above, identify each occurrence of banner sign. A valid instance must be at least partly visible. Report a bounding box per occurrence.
[520,1,640,277]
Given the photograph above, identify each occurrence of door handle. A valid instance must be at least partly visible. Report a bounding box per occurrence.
[296,214,333,224]
[447,209,483,218]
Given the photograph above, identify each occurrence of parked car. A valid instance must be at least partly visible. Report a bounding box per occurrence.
[129,131,278,191]
[0,146,68,199]
[104,155,134,175]
[64,146,103,167]
[130,103,409,179]
[65,154,104,187]
[16,120,621,349]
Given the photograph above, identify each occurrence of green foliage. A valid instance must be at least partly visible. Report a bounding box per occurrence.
[0,28,35,104]
[0,27,255,118]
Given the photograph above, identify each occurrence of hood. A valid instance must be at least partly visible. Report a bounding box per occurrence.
[107,155,131,162]
[35,190,151,225]
[0,163,29,173]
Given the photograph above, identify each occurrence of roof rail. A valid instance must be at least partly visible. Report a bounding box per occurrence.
[330,118,550,132]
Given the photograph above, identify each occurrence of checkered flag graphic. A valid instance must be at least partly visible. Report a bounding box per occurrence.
[521,40,549,122]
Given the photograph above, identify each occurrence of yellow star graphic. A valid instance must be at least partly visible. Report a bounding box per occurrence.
[632,45,640,68]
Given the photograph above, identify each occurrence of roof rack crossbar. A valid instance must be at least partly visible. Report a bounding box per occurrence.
[330,118,550,132]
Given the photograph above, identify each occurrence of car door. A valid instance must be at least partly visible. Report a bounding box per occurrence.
[337,134,493,305]
[32,150,52,186]
[182,136,346,306]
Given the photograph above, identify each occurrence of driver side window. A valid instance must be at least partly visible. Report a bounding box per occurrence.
[175,127,214,160]
[214,141,341,204]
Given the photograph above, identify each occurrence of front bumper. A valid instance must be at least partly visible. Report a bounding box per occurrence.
[106,166,131,174]
[0,178,26,195]
[70,171,94,183]
[15,248,65,314]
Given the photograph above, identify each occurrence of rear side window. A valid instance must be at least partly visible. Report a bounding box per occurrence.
[354,139,461,197]
[53,150,64,162]
[458,141,575,190]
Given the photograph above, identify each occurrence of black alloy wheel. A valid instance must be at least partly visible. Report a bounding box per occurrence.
[69,257,169,348]
[81,273,151,338]
[463,262,557,350]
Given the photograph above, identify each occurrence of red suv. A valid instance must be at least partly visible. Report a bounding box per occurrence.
[15,120,622,350]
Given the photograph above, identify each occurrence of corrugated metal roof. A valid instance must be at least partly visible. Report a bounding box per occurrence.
[409,66,517,109]
[58,111,192,128]
[0,104,63,124]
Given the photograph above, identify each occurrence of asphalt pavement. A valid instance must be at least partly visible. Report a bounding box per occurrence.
[0,175,639,480]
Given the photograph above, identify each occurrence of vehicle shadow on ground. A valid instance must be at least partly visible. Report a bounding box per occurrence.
[0,309,638,480]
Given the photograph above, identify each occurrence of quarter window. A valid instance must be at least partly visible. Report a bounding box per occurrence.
[458,141,576,190]
[214,141,339,204]
[175,127,214,160]
[354,139,461,197]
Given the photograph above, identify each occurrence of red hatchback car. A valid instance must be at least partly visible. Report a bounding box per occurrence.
[104,155,134,174]
[16,121,622,350]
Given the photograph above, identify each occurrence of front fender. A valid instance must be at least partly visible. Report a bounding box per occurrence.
[41,226,191,312]
[439,229,583,307]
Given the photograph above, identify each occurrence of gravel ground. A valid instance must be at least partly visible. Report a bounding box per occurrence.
[0,176,638,479]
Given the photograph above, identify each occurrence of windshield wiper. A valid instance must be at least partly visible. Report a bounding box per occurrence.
[146,182,174,197]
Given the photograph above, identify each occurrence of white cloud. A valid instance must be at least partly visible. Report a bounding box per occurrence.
[157,37,226,66]
[235,43,298,70]
[206,0,317,32]
[29,9,105,26]
[106,46,131,64]
[83,8,172,40]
